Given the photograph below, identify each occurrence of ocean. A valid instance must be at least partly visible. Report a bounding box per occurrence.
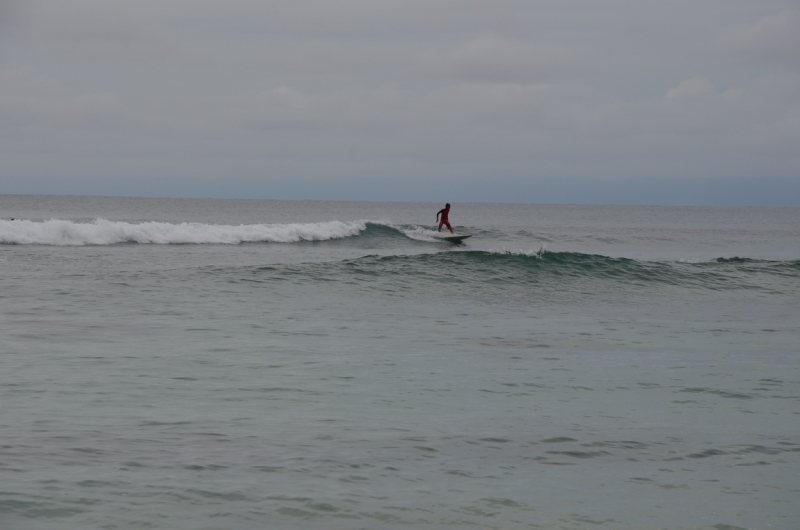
[1,194,798,530]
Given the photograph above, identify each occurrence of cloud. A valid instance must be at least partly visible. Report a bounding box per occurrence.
[21,1,186,64]
[416,34,573,82]
[715,10,800,63]
[2,1,799,197]
[0,0,24,34]
[2,62,798,182]
[665,77,716,100]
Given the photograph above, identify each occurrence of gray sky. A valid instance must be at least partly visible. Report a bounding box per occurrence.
[1,0,799,205]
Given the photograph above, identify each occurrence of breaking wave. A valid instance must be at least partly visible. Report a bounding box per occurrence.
[0,218,379,246]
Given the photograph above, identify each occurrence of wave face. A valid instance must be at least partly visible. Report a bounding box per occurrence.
[0,218,375,245]
[240,250,800,298]
[3,217,796,295]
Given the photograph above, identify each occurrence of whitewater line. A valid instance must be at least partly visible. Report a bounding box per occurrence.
[0,218,373,246]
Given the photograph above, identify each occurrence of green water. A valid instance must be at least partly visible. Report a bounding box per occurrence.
[1,196,799,529]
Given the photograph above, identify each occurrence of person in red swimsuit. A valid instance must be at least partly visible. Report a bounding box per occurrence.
[436,203,453,233]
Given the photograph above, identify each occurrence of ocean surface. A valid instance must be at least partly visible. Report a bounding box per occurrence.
[1,195,799,530]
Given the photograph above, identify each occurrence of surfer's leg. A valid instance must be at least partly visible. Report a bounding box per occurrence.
[445,221,453,233]
[438,220,444,232]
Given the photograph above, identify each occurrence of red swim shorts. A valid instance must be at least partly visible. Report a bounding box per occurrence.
[438,220,452,230]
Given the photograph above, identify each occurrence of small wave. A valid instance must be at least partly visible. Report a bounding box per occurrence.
[0,218,372,246]
[317,250,800,294]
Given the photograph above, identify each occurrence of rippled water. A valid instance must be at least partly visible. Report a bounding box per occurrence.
[1,195,799,529]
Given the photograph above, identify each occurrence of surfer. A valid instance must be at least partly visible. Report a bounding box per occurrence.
[436,203,454,233]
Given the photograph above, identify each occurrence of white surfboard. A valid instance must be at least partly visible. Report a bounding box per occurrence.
[436,234,472,243]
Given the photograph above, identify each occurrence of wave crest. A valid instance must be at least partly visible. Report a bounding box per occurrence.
[0,218,370,246]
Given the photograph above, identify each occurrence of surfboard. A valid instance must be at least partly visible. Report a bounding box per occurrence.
[437,234,472,243]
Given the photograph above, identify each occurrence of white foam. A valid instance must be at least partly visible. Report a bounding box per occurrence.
[483,246,548,257]
[0,218,370,246]
[399,226,445,242]
[676,257,716,264]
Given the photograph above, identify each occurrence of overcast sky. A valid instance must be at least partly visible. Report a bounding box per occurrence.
[1,0,799,205]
